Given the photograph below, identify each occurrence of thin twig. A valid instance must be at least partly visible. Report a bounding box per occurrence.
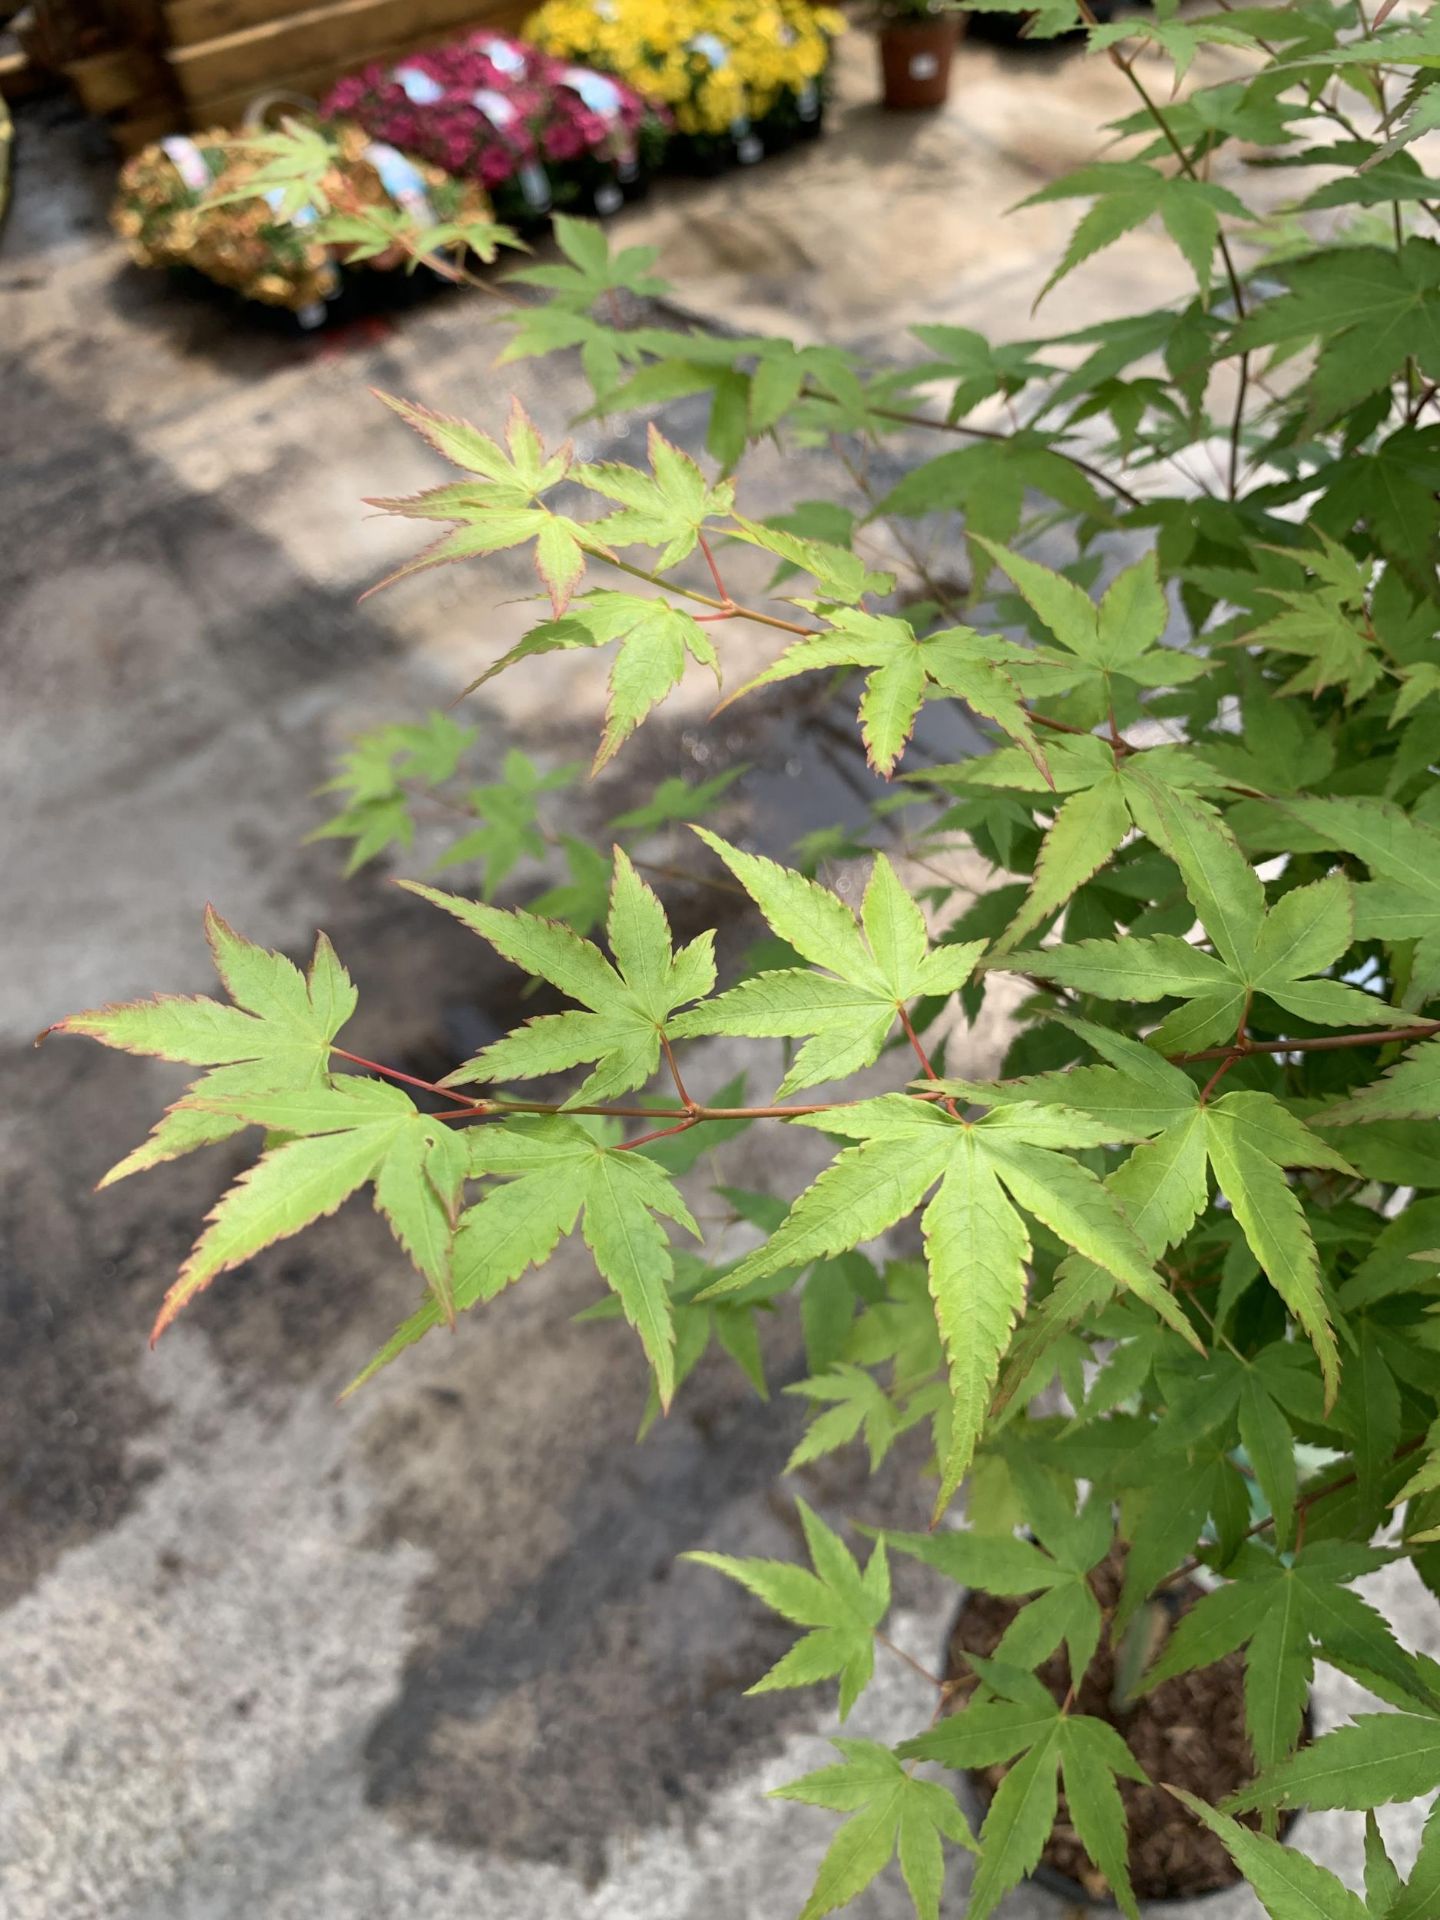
[697,530,734,607]
[844,395,1144,511]
[1158,1435,1426,1592]
[876,1629,946,1691]
[661,1032,697,1111]
[618,1116,701,1151]
[330,1047,486,1110]
[582,545,815,637]
[1175,1021,1440,1064]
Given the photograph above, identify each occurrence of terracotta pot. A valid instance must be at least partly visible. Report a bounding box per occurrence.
[878,16,962,110]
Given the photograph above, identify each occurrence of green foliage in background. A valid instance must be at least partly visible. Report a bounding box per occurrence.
[51,3,1440,1913]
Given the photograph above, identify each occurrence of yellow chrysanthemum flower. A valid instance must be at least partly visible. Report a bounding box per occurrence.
[526,0,841,139]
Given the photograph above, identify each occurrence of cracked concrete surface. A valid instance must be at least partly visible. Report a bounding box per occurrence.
[3,30,1439,1920]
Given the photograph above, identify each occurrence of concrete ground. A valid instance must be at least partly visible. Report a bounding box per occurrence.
[2,25,1438,1920]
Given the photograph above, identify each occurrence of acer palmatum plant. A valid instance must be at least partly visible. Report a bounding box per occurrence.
[50,3,1440,1913]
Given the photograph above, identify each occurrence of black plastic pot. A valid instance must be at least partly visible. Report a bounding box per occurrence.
[941,1590,1309,1910]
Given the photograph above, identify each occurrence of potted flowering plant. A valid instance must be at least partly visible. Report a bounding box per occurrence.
[874,0,962,109]
[322,30,660,225]
[525,0,842,173]
[113,119,497,322]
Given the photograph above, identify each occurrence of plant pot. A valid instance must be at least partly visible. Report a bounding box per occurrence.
[942,1562,1309,1907]
[878,17,962,111]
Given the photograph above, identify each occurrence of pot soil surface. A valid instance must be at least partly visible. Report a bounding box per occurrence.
[946,1555,1296,1903]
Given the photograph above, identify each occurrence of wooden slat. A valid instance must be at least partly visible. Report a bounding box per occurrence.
[169,0,516,99]
[179,1,524,124]
[66,43,154,110]
[166,0,315,56]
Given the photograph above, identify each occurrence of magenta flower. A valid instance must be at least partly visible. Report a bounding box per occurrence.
[321,33,657,194]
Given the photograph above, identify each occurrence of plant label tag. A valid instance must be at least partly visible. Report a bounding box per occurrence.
[160,137,212,193]
[471,88,519,129]
[617,153,639,181]
[689,31,730,67]
[518,164,552,210]
[474,34,526,75]
[295,301,327,329]
[363,142,433,221]
[908,52,940,79]
[394,65,445,104]
[563,67,624,119]
[593,181,624,216]
[263,187,310,221]
[797,82,820,120]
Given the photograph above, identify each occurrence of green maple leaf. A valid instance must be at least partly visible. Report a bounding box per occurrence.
[1279,794,1440,1004]
[1172,1792,1369,1920]
[1387,1798,1440,1920]
[936,737,1233,954]
[1322,1037,1440,1124]
[429,749,579,897]
[49,909,356,1187]
[159,1077,467,1339]
[703,1093,1170,1506]
[900,322,1050,423]
[1021,161,1251,301]
[945,1016,1348,1400]
[669,834,985,1096]
[628,1246,776,1430]
[527,835,613,936]
[575,424,735,570]
[1232,240,1440,423]
[406,847,715,1104]
[722,514,894,607]
[1392,661,1440,728]
[459,589,720,771]
[311,711,479,874]
[999,810,1406,1046]
[925,546,1230,945]
[1228,1707,1440,1815]
[870,439,1110,586]
[605,764,744,835]
[1241,535,1385,703]
[909,1665,1146,1920]
[1143,1542,1431,1775]
[685,1499,891,1719]
[1365,1808,1404,1913]
[366,393,595,613]
[977,538,1216,708]
[204,120,337,219]
[722,608,1048,780]
[505,212,667,310]
[1087,13,1253,83]
[908,1670,1143,1920]
[785,1365,909,1472]
[772,1737,975,1920]
[347,1113,698,1402]
[886,1497,1109,1695]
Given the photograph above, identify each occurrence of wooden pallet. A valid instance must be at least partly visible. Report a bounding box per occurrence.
[43,0,526,151]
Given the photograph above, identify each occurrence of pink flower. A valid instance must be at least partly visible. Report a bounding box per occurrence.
[325,29,659,188]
